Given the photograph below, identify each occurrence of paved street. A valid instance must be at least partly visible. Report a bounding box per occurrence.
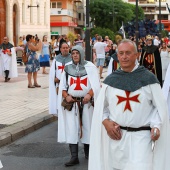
[0,121,88,170]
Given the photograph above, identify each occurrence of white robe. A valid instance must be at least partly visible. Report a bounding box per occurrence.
[49,59,72,115]
[162,63,170,118]
[0,47,18,78]
[89,83,170,170]
[58,61,101,144]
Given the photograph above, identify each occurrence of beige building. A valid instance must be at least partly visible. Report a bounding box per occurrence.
[0,0,50,46]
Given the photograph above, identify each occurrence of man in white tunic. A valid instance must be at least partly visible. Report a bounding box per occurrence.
[0,37,18,82]
[58,45,100,166]
[49,43,72,115]
[89,39,170,170]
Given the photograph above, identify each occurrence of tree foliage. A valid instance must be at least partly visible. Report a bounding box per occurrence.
[90,0,144,32]
[91,27,115,41]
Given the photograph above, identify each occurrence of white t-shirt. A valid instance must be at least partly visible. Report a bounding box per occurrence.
[93,42,107,58]
[54,42,59,51]
[153,39,160,46]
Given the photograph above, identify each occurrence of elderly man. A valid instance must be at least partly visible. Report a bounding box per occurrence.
[89,39,170,170]
[49,43,72,115]
[140,35,162,86]
[0,37,18,82]
[58,45,100,167]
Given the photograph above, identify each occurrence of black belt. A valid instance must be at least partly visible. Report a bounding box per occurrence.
[120,126,151,132]
[72,97,84,102]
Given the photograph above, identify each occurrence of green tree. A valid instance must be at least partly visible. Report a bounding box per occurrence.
[90,0,144,32]
[91,27,115,41]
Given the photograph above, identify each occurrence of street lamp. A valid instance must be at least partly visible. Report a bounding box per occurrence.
[158,0,161,39]
[28,0,40,8]
[85,0,91,61]
[135,0,139,46]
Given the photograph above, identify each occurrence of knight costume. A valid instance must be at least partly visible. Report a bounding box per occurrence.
[49,53,72,115]
[89,65,170,170]
[58,46,100,166]
[0,42,18,82]
[140,35,162,86]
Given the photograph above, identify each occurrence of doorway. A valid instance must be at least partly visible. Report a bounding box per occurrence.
[0,0,6,44]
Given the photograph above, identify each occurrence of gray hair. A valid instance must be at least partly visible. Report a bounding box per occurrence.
[118,39,138,53]
[97,36,102,41]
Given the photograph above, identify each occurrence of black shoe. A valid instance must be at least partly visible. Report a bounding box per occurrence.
[84,144,89,160]
[65,158,79,166]
[65,144,79,167]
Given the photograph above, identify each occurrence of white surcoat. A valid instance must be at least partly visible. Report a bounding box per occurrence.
[89,83,170,170]
[57,62,101,144]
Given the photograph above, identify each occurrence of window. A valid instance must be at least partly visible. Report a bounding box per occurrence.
[57,2,62,8]
[51,2,56,8]
[79,13,81,20]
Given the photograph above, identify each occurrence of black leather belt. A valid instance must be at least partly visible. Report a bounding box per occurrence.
[120,126,151,132]
[72,97,84,102]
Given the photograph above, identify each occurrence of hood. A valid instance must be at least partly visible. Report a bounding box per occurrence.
[71,45,86,66]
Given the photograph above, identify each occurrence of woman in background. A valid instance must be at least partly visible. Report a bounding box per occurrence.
[25,34,42,88]
[39,35,50,74]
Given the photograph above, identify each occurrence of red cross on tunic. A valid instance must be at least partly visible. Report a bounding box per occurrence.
[70,77,87,90]
[116,91,140,112]
[58,65,65,72]
[2,49,10,54]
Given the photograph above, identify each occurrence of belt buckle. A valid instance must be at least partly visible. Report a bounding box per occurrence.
[126,127,129,131]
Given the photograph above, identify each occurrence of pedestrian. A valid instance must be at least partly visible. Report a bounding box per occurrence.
[93,36,108,79]
[89,39,170,170]
[49,43,72,115]
[39,35,50,74]
[140,35,162,86]
[0,36,18,82]
[57,45,100,167]
[74,34,84,47]
[159,42,170,82]
[59,35,67,53]
[53,36,61,56]
[25,34,42,88]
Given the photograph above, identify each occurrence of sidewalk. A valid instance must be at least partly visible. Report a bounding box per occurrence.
[0,64,108,147]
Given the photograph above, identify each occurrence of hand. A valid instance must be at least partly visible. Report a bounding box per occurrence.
[54,78,60,83]
[83,94,91,104]
[102,119,122,140]
[66,95,75,103]
[7,51,12,56]
[151,128,160,141]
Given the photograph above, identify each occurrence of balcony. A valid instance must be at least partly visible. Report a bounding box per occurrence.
[74,0,82,2]
[50,9,74,17]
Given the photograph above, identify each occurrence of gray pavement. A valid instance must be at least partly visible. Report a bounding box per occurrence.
[0,63,108,147]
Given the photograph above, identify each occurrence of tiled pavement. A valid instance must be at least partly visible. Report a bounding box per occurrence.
[0,63,108,147]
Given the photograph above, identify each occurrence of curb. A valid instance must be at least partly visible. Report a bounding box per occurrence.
[0,111,57,147]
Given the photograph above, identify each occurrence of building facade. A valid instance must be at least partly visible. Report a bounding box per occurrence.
[50,0,86,36]
[123,0,170,31]
[0,0,50,46]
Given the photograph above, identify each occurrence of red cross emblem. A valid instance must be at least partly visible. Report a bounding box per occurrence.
[70,77,87,90]
[2,49,10,54]
[58,65,65,72]
[116,91,140,112]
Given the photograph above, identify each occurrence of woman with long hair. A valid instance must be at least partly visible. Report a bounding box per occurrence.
[39,35,50,74]
[25,34,42,88]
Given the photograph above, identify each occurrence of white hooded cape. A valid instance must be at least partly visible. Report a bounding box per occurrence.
[57,61,101,143]
[0,47,18,78]
[162,63,170,119]
[89,83,170,170]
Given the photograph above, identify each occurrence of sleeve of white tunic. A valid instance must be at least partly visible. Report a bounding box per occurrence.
[149,84,163,130]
